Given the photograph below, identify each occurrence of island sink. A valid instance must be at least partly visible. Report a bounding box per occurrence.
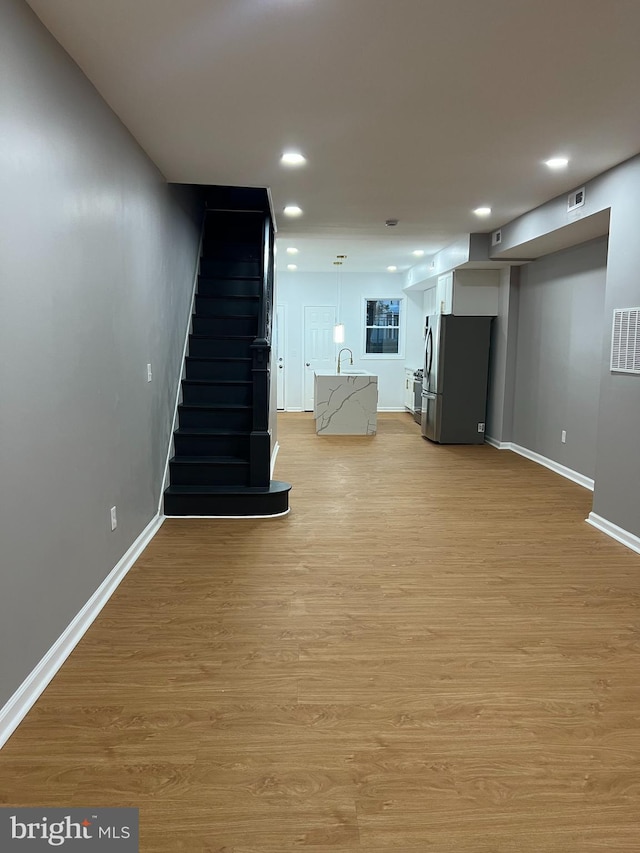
[313,370,378,435]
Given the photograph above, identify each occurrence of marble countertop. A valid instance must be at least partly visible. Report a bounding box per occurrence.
[314,369,376,377]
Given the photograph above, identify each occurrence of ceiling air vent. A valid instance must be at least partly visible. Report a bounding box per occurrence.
[492,229,502,246]
[610,308,640,374]
[567,187,585,211]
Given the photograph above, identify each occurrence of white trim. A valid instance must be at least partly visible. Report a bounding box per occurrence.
[270,441,280,478]
[165,509,290,520]
[361,296,406,359]
[485,440,594,491]
[378,407,406,412]
[510,443,594,491]
[157,222,205,514]
[284,407,304,412]
[586,513,640,555]
[485,436,510,450]
[266,186,278,233]
[0,515,164,750]
[275,303,286,410]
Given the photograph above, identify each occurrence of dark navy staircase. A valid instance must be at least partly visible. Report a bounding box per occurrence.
[164,191,290,516]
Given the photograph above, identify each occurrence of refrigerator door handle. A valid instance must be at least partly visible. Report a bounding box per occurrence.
[425,327,433,380]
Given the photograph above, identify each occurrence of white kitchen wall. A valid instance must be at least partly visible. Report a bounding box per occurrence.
[277,271,423,410]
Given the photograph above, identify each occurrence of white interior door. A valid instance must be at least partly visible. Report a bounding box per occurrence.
[303,306,336,411]
[275,304,285,410]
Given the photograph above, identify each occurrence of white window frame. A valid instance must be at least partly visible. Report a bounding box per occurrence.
[361,296,405,359]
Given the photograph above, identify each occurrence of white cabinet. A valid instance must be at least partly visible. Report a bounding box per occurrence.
[404,368,415,411]
[437,272,454,314]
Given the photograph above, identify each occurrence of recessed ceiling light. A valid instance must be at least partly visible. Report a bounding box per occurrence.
[287,264,298,271]
[283,205,303,217]
[286,247,299,255]
[545,157,569,169]
[412,250,425,257]
[473,207,492,217]
[387,265,398,272]
[281,151,306,166]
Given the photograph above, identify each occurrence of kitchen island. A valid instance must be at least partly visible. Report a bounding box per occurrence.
[313,370,378,435]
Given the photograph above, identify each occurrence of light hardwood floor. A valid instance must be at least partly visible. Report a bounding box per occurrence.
[1,412,639,851]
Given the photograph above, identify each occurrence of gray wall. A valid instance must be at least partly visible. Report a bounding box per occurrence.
[512,237,608,479]
[486,267,519,443]
[490,153,640,538]
[0,0,202,707]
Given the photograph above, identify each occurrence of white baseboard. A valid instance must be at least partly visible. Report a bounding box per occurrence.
[586,512,640,555]
[283,407,304,412]
[485,435,510,450]
[485,438,594,491]
[165,509,291,520]
[0,514,164,750]
[378,407,407,412]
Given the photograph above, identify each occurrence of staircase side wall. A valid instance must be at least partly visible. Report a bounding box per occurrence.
[0,0,202,707]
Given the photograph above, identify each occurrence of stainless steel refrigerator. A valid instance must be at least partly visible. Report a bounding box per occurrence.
[421,314,492,444]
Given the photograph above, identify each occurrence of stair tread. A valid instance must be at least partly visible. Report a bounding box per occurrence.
[191,311,258,323]
[171,455,249,465]
[179,403,252,411]
[189,334,254,341]
[196,292,259,299]
[165,481,290,496]
[175,428,250,436]
[186,356,251,362]
[182,379,252,386]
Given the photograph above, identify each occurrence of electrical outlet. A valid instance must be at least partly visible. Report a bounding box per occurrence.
[110,506,117,530]
[147,363,152,382]
[477,422,485,433]
[561,430,567,444]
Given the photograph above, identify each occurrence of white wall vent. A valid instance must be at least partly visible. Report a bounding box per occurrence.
[492,229,502,246]
[567,187,585,211]
[610,308,640,374]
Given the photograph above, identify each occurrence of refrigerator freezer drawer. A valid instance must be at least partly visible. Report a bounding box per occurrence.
[421,391,441,442]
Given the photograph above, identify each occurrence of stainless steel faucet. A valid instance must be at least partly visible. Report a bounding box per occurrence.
[337,347,353,373]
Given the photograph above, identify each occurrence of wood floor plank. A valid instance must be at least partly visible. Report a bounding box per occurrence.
[1,413,639,850]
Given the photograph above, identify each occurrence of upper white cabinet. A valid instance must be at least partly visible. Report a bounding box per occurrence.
[425,269,500,316]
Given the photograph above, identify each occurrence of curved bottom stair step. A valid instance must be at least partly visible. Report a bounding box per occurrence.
[164,481,291,517]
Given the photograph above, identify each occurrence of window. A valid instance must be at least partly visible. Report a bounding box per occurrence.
[365,298,401,354]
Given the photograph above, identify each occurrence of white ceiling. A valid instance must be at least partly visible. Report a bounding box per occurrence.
[26,0,640,273]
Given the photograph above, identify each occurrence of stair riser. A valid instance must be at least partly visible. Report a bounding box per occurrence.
[164,486,290,517]
[196,296,259,321]
[182,383,252,406]
[174,434,249,457]
[189,337,252,358]
[192,316,257,337]
[170,462,250,487]
[197,278,261,298]
[178,408,252,431]
[194,295,259,316]
[200,258,261,279]
[185,359,252,381]
[201,240,261,262]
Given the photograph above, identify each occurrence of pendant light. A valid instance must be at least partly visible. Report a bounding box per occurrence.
[333,255,346,343]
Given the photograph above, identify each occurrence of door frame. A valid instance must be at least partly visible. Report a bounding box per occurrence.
[275,303,286,410]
